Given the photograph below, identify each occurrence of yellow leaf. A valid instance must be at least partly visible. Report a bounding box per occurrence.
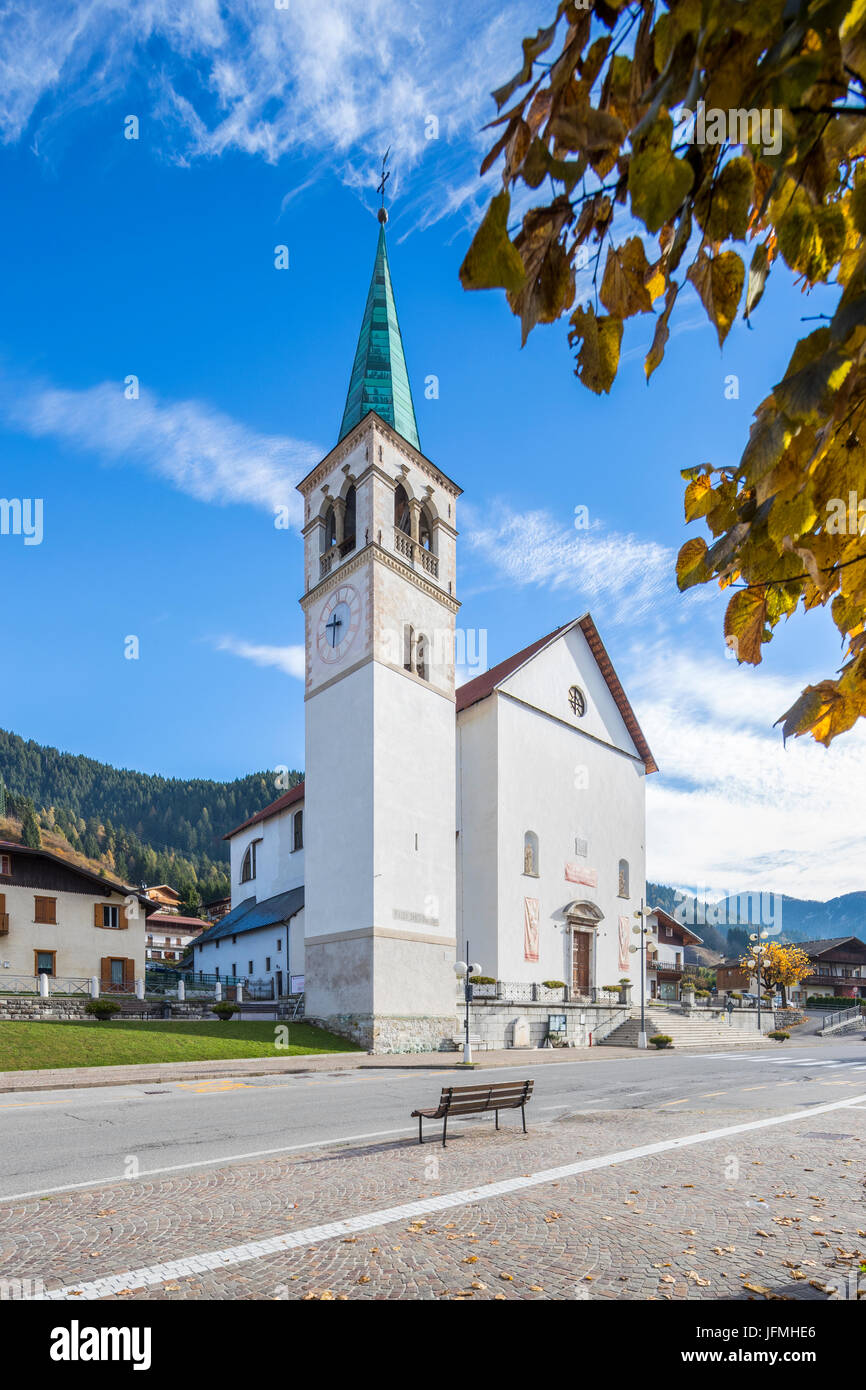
[724,588,769,665]
[459,191,526,294]
[600,236,654,317]
[569,305,622,393]
[687,249,744,346]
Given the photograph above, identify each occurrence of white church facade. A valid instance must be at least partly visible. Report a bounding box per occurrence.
[194,212,657,1050]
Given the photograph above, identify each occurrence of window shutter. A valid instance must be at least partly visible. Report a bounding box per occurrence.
[94,904,103,928]
[119,904,128,929]
[124,958,136,988]
[100,957,112,986]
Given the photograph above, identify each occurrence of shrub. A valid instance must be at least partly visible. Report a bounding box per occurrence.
[618,976,630,984]
[695,989,711,998]
[541,980,566,989]
[603,983,625,992]
[470,975,496,985]
[806,995,866,1009]
[649,1034,673,1048]
[211,1002,239,1021]
[84,999,121,1021]
[768,1030,790,1042]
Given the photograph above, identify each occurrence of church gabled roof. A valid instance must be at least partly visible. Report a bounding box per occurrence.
[338,222,420,451]
[455,614,658,775]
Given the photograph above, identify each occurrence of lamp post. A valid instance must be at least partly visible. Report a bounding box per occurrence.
[630,898,656,1050]
[454,943,482,1067]
[747,930,770,1034]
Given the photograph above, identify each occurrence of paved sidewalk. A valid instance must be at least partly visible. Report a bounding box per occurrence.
[1,1092,862,1301]
[0,1037,786,1093]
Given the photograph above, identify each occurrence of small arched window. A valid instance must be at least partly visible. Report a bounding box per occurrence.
[343,486,356,551]
[618,858,629,898]
[523,831,539,877]
[403,623,415,672]
[240,841,258,884]
[416,632,428,682]
[292,809,303,852]
[323,504,337,550]
[418,506,434,551]
[394,483,411,534]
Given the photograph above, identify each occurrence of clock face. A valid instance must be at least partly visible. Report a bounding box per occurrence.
[316,584,361,664]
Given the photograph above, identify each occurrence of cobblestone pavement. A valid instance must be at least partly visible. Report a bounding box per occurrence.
[1,1092,863,1301]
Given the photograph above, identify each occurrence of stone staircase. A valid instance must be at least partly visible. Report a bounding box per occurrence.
[599,1006,771,1049]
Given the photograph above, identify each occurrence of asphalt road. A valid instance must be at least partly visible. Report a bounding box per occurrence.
[1,1038,865,1204]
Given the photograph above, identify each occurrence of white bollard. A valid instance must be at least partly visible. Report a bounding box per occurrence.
[135,978,145,1000]
[214,980,222,1002]
[38,973,49,999]
[235,982,243,1004]
[177,978,185,1002]
[90,976,100,999]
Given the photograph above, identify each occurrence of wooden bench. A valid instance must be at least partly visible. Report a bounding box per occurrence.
[411,1080,534,1147]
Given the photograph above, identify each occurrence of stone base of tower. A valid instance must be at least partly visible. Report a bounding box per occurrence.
[309,1012,458,1053]
[304,931,458,1054]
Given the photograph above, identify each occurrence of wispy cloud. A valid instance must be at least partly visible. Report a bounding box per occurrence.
[0,0,540,227]
[215,635,305,680]
[628,645,866,899]
[1,375,321,520]
[462,502,673,624]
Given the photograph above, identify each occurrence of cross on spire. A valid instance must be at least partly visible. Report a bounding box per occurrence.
[377,147,391,225]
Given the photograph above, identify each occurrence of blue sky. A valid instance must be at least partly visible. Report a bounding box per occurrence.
[0,0,862,900]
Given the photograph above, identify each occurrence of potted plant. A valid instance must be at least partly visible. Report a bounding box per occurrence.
[768,1029,790,1043]
[649,1033,673,1048]
[84,999,121,1022]
[211,1002,239,1022]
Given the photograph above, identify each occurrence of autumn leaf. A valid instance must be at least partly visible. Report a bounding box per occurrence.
[459,191,526,293]
[687,249,745,346]
[628,114,695,234]
[724,588,769,664]
[694,156,755,243]
[600,236,655,317]
[645,280,678,379]
[676,536,711,590]
[569,305,622,393]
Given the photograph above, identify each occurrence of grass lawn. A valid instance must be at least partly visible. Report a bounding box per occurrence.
[0,1020,361,1071]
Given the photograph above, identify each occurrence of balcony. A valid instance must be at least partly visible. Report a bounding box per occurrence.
[393,527,439,579]
[319,536,357,580]
[0,913,7,935]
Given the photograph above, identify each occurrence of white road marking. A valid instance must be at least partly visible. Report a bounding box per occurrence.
[37,1090,866,1300]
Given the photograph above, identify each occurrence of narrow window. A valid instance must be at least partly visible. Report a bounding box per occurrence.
[323,503,337,549]
[293,809,303,852]
[240,841,257,883]
[248,960,254,975]
[418,506,434,551]
[523,831,539,877]
[342,485,356,552]
[265,956,271,971]
[394,483,411,534]
[618,859,629,898]
[277,939,282,952]
[403,623,415,672]
[415,632,428,681]
[0,854,10,875]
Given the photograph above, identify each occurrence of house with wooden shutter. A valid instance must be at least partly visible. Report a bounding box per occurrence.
[0,841,155,989]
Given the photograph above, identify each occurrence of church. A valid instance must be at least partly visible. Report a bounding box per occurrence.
[194,208,657,1051]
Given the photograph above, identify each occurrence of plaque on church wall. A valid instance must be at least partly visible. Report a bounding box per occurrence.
[565,863,597,888]
[523,897,539,963]
[393,908,440,927]
[618,915,630,971]
[574,836,588,858]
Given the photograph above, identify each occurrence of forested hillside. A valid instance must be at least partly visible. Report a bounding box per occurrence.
[0,729,301,912]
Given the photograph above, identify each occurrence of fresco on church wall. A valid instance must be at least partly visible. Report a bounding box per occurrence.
[618,915,630,971]
[565,863,597,888]
[523,897,539,962]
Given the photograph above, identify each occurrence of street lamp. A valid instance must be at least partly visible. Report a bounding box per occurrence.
[630,897,656,1050]
[454,943,482,1067]
[747,930,771,1034]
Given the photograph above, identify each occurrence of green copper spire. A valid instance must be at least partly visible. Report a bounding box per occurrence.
[338,216,420,452]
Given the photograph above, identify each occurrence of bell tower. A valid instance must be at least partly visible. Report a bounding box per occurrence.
[298,205,460,1052]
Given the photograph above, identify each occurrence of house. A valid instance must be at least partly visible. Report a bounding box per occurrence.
[193,783,305,995]
[0,840,155,989]
[145,912,209,963]
[143,884,183,913]
[645,906,704,1001]
[716,958,752,993]
[203,213,657,1048]
[792,937,866,1003]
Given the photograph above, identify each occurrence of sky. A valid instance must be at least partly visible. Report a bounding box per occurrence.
[0,0,863,902]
